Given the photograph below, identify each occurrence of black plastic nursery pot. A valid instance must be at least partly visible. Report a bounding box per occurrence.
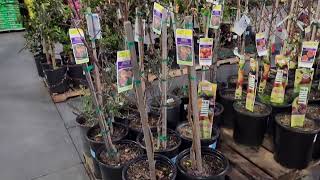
[122,154,177,180]
[43,65,69,94]
[176,122,220,152]
[67,64,87,87]
[227,75,248,89]
[306,104,320,159]
[86,123,129,178]
[180,96,189,123]
[150,95,182,130]
[274,113,320,169]
[75,115,97,157]
[233,101,272,147]
[136,129,181,159]
[128,113,159,141]
[96,140,144,180]
[175,147,229,180]
[34,53,46,77]
[218,88,244,128]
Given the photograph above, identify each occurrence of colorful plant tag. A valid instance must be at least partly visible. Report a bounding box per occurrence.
[270,55,289,104]
[291,86,309,127]
[256,33,268,56]
[198,81,217,139]
[153,2,164,35]
[69,28,89,65]
[235,56,246,99]
[86,13,102,40]
[233,15,250,36]
[245,58,258,112]
[209,5,222,29]
[176,29,194,66]
[116,50,133,93]
[298,41,319,68]
[294,68,314,94]
[199,38,213,66]
[258,56,270,94]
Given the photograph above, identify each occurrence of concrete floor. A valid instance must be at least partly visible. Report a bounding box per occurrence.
[0,32,89,180]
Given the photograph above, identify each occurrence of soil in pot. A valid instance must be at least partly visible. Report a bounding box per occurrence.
[233,101,272,147]
[75,115,97,156]
[274,113,320,169]
[44,65,69,94]
[175,148,229,180]
[123,154,177,180]
[149,95,181,130]
[128,114,159,140]
[137,129,181,159]
[305,105,320,159]
[219,88,246,128]
[97,140,144,180]
[176,122,220,151]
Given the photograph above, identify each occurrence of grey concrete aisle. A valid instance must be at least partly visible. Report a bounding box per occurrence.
[0,32,89,180]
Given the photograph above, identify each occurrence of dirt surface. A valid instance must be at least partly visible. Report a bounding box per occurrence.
[277,114,319,132]
[177,123,217,140]
[180,154,225,177]
[129,115,159,131]
[126,159,175,180]
[235,102,267,115]
[139,132,180,151]
[99,143,143,167]
[221,89,246,101]
[306,105,320,120]
[89,125,126,142]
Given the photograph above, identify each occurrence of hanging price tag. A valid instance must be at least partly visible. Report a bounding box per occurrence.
[117,50,134,93]
[176,29,194,66]
[69,28,89,64]
[199,38,213,66]
[233,15,250,36]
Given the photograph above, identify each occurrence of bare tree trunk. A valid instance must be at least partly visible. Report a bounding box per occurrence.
[161,10,168,149]
[48,39,57,70]
[241,0,249,55]
[311,0,320,41]
[124,21,156,180]
[184,16,203,173]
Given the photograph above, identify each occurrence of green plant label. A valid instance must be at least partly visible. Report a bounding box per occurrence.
[235,56,245,99]
[209,4,222,30]
[176,29,194,66]
[298,41,319,68]
[270,55,289,104]
[258,56,270,94]
[294,68,314,94]
[153,2,164,35]
[69,28,89,64]
[117,50,133,93]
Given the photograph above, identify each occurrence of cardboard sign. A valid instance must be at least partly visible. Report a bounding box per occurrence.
[69,28,89,65]
[117,50,133,93]
[176,29,194,66]
[209,5,222,29]
[235,56,246,99]
[199,38,213,66]
[153,2,164,35]
[294,68,314,94]
[245,58,258,112]
[298,41,319,68]
[258,56,270,94]
[86,13,102,40]
[233,15,250,36]
[256,33,268,56]
[198,81,217,139]
[291,86,309,127]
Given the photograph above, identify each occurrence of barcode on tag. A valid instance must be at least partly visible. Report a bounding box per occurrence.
[298,87,309,104]
[200,100,210,117]
[275,70,283,84]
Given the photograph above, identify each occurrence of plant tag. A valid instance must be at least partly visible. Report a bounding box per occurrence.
[116,50,133,93]
[291,86,309,127]
[134,19,146,42]
[176,29,194,66]
[294,68,314,94]
[199,38,214,66]
[86,13,102,40]
[245,58,258,112]
[209,4,222,29]
[153,2,165,35]
[270,55,289,104]
[256,33,268,56]
[258,56,270,93]
[69,28,89,64]
[167,98,174,104]
[233,15,250,36]
[200,99,210,117]
[235,56,246,99]
[298,41,319,68]
[198,98,212,139]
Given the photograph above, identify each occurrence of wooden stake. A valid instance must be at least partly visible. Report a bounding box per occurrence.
[161,10,168,149]
[185,16,203,173]
[124,21,156,180]
[136,8,146,92]
[241,0,249,55]
[311,0,320,41]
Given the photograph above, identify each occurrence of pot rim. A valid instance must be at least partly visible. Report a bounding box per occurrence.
[136,128,182,153]
[233,101,272,118]
[175,147,229,179]
[275,113,320,134]
[122,154,177,180]
[176,122,220,143]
